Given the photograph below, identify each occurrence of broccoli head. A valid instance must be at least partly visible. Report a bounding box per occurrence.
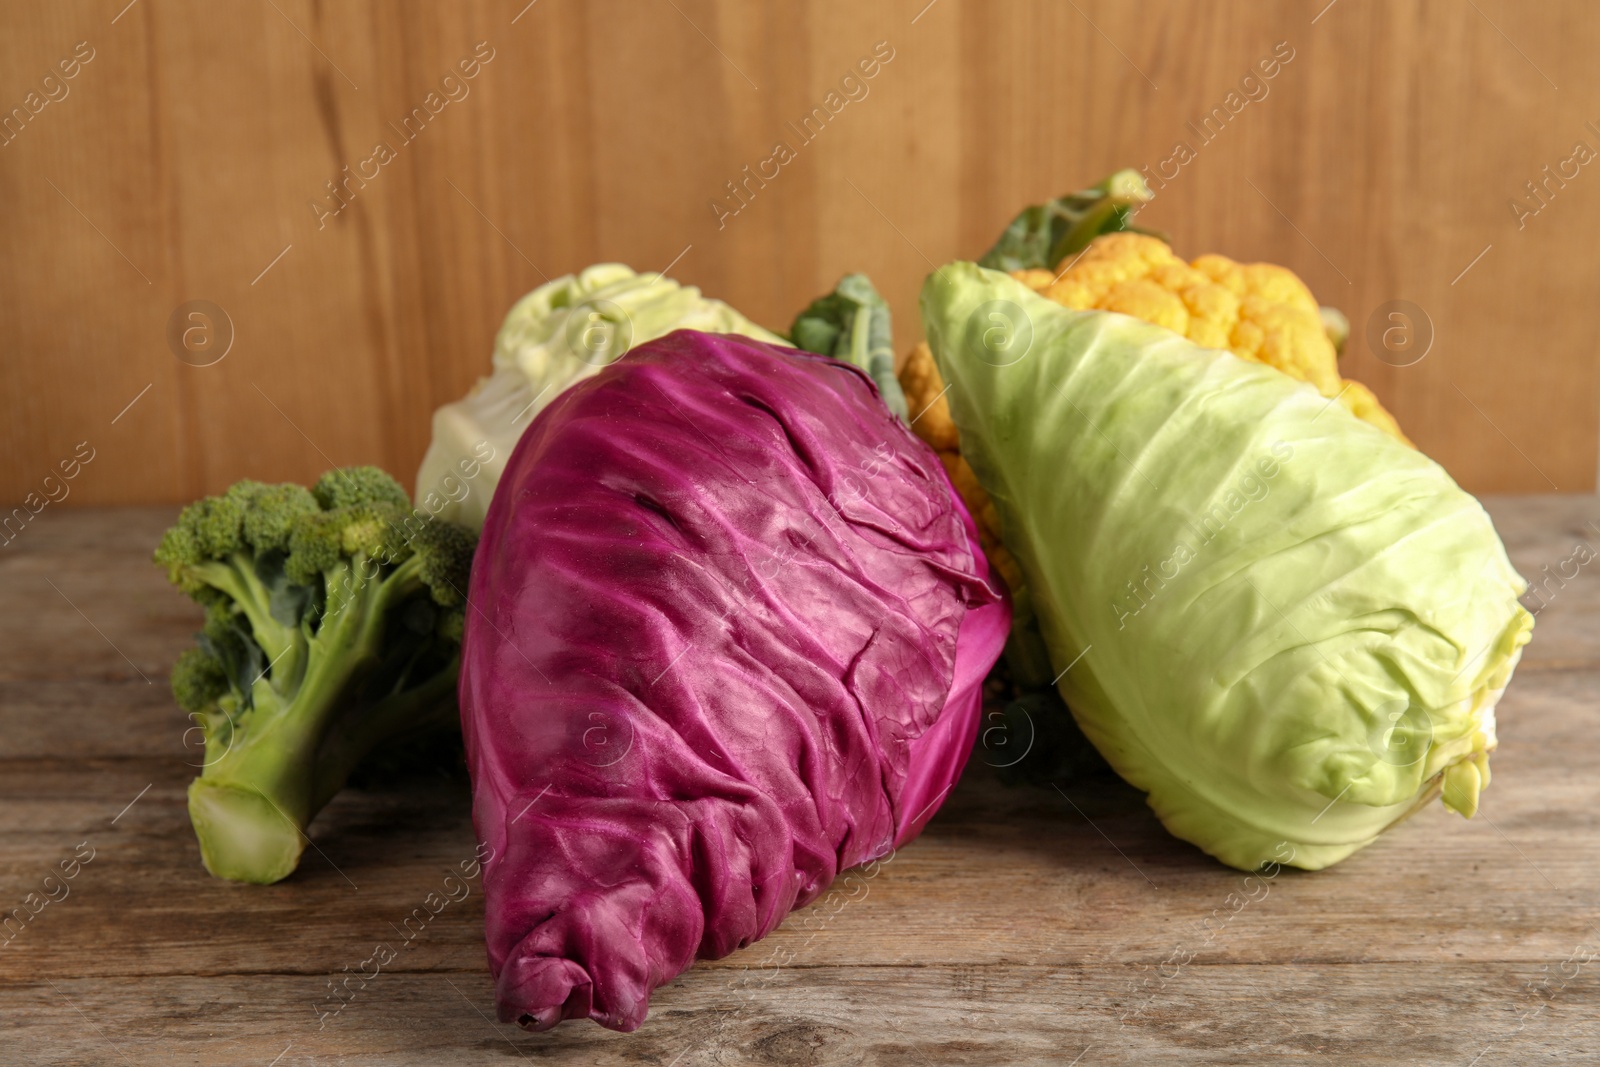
[156,465,479,884]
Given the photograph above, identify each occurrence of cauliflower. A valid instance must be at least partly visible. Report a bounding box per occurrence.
[1013,232,1411,445]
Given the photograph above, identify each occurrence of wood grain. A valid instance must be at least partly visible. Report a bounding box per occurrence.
[1,0,1597,507]
[2,500,1598,1064]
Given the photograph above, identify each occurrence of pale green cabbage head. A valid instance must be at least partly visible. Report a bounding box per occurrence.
[921,261,1533,871]
[416,264,782,527]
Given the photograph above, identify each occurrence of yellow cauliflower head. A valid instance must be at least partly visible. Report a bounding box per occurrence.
[1015,232,1409,444]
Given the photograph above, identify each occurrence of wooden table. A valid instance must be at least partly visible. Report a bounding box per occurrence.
[3,499,1597,1066]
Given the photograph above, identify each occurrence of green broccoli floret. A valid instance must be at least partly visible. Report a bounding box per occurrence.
[171,647,230,714]
[410,518,476,607]
[312,466,412,511]
[241,481,320,551]
[155,466,478,884]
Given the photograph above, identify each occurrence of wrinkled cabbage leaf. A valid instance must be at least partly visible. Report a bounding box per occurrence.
[461,329,1008,1030]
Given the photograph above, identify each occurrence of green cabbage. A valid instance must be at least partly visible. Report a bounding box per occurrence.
[921,261,1533,871]
[415,264,782,528]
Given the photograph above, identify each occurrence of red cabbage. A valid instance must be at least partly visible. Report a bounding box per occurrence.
[461,329,1008,1031]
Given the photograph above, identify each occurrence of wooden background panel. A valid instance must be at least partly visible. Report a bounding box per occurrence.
[1,0,1597,509]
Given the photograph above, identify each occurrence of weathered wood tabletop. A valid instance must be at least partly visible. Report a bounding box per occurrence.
[3,499,1597,1066]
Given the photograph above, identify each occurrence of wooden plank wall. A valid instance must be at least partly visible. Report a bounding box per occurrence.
[2,0,1597,506]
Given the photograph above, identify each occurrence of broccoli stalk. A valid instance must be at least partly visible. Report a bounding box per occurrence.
[157,467,476,884]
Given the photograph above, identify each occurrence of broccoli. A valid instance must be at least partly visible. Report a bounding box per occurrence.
[155,467,477,884]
